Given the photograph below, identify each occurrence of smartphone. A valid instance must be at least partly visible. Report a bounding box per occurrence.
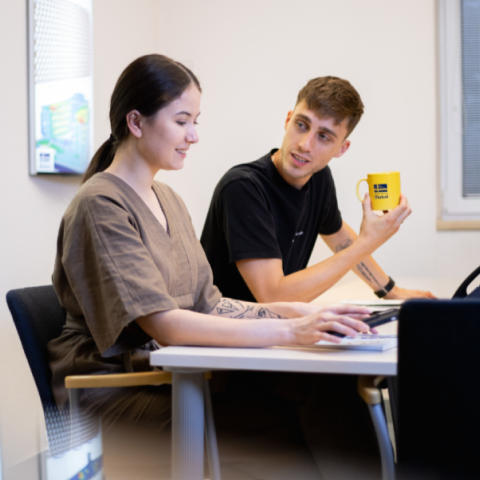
[364,308,400,328]
[326,308,400,338]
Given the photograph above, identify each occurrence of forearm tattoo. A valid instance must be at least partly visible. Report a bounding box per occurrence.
[356,262,383,290]
[334,239,353,253]
[212,298,286,319]
[334,238,383,289]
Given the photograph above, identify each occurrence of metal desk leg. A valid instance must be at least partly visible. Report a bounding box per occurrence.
[171,371,205,480]
[368,402,395,480]
[358,376,395,480]
[204,377,221,480]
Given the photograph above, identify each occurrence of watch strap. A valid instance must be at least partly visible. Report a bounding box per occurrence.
[374,277,395,298]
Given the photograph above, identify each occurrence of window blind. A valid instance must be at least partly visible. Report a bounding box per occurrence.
[461,0,480,196]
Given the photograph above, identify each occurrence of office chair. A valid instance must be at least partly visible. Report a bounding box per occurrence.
[6,285,221,479]
[6,285,99,456]
[395,299,480,479]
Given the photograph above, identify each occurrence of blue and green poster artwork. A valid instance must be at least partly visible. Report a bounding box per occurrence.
[36,93,90,174]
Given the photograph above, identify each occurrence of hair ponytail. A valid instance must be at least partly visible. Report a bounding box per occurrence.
[82,54,201,184]
[82,137,116,184]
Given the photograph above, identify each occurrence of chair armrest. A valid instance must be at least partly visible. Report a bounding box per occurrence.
[358,375,382,405]
[65,371,172,389]
[65,371,212,389]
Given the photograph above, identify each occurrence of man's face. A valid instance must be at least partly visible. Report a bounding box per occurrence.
[273,101,351,189]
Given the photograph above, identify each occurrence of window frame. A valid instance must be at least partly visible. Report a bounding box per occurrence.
[438,0,480,229]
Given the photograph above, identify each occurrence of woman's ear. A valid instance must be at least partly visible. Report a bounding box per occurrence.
[126,110,143,138]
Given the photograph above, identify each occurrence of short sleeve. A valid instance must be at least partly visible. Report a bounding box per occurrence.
[218,179,283,263]
[56,194,179,356]
[317,167,343,235]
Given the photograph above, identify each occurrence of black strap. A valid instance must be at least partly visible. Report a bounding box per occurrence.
[374,277,395,298]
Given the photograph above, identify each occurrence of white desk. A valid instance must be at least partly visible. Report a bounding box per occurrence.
[151,344,397,480]
[152,344,397,374]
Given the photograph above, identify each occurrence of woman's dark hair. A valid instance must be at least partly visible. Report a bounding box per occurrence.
[82,54,201,183]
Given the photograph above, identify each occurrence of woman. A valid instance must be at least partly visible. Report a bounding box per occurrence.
[48,54,379,478]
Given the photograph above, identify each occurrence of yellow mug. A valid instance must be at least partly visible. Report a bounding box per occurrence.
[356,172,401,211]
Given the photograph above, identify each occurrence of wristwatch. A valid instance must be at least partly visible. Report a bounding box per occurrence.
[374,277,395,298]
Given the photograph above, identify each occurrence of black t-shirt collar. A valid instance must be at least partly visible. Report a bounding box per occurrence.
[266,148,311,197]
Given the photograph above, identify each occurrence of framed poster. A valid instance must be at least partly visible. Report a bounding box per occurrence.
[28,0,93,175]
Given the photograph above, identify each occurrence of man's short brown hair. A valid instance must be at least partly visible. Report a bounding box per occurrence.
[296,76,364,137]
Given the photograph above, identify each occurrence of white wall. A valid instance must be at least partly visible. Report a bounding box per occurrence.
[0,0,160,474]
[158,0,480,285]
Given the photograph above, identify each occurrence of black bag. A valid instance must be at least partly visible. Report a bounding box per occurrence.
[452,265,480,299]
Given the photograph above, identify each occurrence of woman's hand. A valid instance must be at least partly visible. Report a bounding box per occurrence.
[286,302,371,318]
[286,301,326,317]
[286,305,373,345]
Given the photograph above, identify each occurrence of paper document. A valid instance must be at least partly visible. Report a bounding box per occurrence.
[341,299,404,311]
[315,335,398,351]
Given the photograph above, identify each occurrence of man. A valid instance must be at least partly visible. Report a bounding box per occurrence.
[201,76,434,304]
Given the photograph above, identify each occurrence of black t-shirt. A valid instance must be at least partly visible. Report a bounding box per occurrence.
[200,149,343,302]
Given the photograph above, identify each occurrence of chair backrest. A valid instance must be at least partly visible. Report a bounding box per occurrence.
[397,299,480,479]
[452,265,480,299]
[6,285,66,406]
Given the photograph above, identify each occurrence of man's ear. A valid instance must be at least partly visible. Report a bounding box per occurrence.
[284,110,294,130]
[126,110,143,138]
[334,139,351,158]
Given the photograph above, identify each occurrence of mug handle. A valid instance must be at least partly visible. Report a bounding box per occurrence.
[356,178,368,202]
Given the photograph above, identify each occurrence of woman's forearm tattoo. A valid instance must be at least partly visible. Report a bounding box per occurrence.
[213,298,286,319]
[334,238,383,289]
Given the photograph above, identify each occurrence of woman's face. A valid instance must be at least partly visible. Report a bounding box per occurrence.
[139,84,201,171]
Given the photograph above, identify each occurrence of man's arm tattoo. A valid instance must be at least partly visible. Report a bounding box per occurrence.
[211,298,286,319]
[356,262,383,290]
[334,238,383,289]
[334,239,353,253]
